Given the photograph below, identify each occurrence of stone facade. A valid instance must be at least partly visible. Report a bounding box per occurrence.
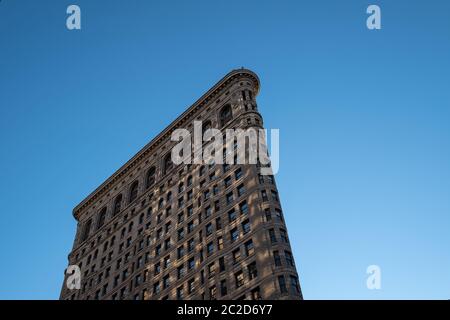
[60,69,302,300]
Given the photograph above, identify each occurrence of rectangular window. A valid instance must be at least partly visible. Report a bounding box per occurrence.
[219,256,226,272]
[216,217,222,230]
[242,219,251,234]
[220,280,227,296]
[188,278,195,294]
[234,168,243,180]
[280,229,288,242]
[230,228,239,242]
[278,276,287,293]
[261,190,268,202]
[245,239,254,256]
[237,184,245,197]
[206,242,214,255]
[217,236,224,250]
[232,248,241,264]
[239,201,248,215]
[228,209,237,222]
[235,271,244,288]
[188,257,195,270]
[269,229,277,243]
[188,238,195,252]
[247,262,258,280]
[290,276,300,294]
[273,251,282,266]
[226,192,234,205]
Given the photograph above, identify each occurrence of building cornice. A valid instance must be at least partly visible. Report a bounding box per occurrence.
[73,68,260,220]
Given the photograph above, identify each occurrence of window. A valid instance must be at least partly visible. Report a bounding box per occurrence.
[271,190,279,202]
[177,286,184,300]
[245,240,254,256]
[205,206,212,218]
[166,191,172,202]
[199,165,206,176]
[187,221,194,233]
[188,278,195,294]
[228,209,237,222]
[285,251,295,267]
[275,209,284,222]
[177,246,185,259]
[208,262,216,277]
[247,262,258,280]
[80,219,92,242]
[113,194,122,216]
[153,282,160,294]
[239,201,248,215]
[230,228,239,242]
[209,286,217,300]
[290,276,301,295]
[220,104,233,127]
[129,181,139,203]
[261,190,268,202]
[264,209,272,222]
[206,242,214,255]
[251,287,261,300]
[278,276,287,294]
[217,236,224,250]
[164,153,173,175]
[163,255,171,269]
[224,176,232,188]
[273,251,282,266]
[206,223,213,236]
[220,280,227,296]
[187,175,193,187]
[235,271,244,288]
[242,219,251,234]
[269,229,277,243]
[232,248,241,264]
[280,229,288,242]
[146,167,156,188]
[219,256,226,272]
[97,207,107,229]
[178,228,185,240]
[164,238,171,250]
[234,168,243,180]
[226,192,234,205]
[187,205,193,217]
[177,265,185,279]
[178,182,184,193]
[188,238,195,252]
[188,257,195,270]
[237,184,245,197]
[163,275,170,289]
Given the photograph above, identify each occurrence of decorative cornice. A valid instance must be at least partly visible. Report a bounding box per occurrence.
[73,68,260,220]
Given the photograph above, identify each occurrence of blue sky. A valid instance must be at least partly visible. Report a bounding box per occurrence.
[0,0,449,299]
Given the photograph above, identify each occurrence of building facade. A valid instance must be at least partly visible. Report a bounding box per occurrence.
[60,69,302,300]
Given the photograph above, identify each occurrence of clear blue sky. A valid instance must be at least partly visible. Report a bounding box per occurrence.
[1,0,449,299]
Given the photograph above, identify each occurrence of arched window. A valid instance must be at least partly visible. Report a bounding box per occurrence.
[97,207,107,229]
[167,191,172,202]
[220,104,232,127]
[146,167,156,189]
[113,194,122,216]
[129,181,139,203]
[164,153,173,175]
